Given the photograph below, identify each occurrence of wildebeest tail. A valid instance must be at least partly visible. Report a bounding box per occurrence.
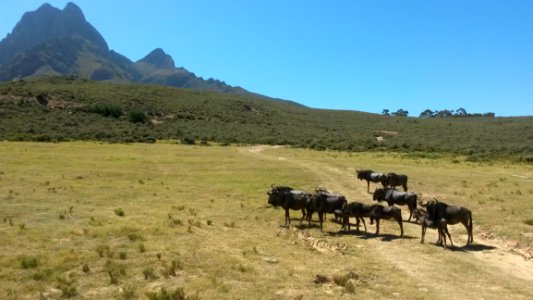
[468,210,473,243]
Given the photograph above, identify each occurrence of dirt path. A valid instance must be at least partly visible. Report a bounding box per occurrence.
[244,145,533,299]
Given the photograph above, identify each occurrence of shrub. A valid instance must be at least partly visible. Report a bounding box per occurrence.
[114,208,125,217]
[181,137,195,145]
[128,109,147,123]
[87,103,122,118]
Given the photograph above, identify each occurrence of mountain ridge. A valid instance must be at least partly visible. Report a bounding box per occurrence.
[0,2,260,97]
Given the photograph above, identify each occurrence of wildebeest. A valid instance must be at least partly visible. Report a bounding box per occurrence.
[413,208,451,247]
[267,185,313,227]
[356,169,387,192]
[369,204,404,237]
[338,202,380,234]
[385,172,408,191]
[312,188,347,231]
[373,188,417,222]
[422,199,473,247]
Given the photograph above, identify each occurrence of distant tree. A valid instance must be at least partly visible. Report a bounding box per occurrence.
[455,107,468,116]
[391,109,408,117]
[419,109,434,118]
[382,109,390,116]
[435,109,453,118]
[483,112,495,117]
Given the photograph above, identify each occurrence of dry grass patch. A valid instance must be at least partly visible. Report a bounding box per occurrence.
[0,142,531,299]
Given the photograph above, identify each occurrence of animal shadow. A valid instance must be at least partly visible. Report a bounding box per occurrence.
[461,243,497,252]
[359,233,408,242]
[430,243,496,252]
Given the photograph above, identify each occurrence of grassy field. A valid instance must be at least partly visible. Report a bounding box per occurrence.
[0,142,532,299]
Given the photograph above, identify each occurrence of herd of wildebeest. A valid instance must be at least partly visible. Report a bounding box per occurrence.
[267,169,474,249]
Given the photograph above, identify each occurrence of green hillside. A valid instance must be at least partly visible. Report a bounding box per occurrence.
[0,77,531,161]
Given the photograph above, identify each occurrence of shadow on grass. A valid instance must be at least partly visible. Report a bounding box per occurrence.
[334,230,416,242]
[461,243,497,252]
[426,242,496,252]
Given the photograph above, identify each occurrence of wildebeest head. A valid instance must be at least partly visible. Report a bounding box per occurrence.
[356,169,372,180]
[267,185,293,207]
[372,188,386,201]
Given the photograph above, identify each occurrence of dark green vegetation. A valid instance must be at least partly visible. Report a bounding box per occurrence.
[0,77,531,161]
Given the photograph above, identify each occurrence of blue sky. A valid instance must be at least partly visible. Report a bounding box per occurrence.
[1,1,532,116]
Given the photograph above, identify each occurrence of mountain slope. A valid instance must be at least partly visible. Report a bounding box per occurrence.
[0,2,257,96]
[0,77,531,161]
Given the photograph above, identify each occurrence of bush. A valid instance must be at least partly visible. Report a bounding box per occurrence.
[128,109,147,123]
[181,137,195,145]
[87,103,122,118]
[114,208,125,217]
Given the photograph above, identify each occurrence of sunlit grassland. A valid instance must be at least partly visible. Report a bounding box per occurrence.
[0,142,531,299]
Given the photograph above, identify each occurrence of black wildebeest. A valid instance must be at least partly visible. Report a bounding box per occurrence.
[312,188,347,231]
[356,169,387,193]
[267,185,313,227]
[373,188,417,222]
[413,208,451,247]
[385,172,408,191]
[370,204,404,237]
[422,199,474,247]
[338,202,380,234]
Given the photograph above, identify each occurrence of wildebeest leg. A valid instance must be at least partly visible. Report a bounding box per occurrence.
[420,223,426,243]
[299,208,306,224]
[342,215,350,231]
[461,218,472,246]
[439,219,452,249]
[353,216,359,233]
[318,212,324,231]
[374,218,380,235]
[439,226,447,249]
[397,217,404,237]
[466,211,474,244]
[284,208,290,227]
[305,209,313,225]
[359,217,367,233]
[403,184,408,192]
[366,180,370,193]
[444,225,453,248]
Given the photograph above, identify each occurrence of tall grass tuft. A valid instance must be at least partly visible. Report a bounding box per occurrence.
[121,286,136,300]
[143,266,158,280]
[145,287,187,300]
[104,260,126,285]
[19,255,39,269]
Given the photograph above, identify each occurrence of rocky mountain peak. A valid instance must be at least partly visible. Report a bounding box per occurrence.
[138,48,176,69]
[0,2,107,65]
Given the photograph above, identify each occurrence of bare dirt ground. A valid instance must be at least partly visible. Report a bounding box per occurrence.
[245,145,533,299]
